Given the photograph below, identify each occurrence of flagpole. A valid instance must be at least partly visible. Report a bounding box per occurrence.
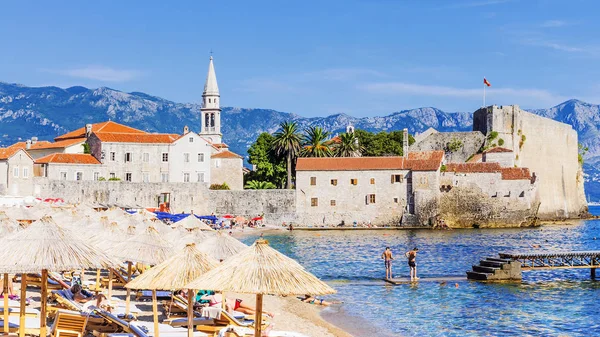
[483,80,486,108]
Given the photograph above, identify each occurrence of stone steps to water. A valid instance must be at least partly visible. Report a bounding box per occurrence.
[467,256,522,281]
[466,271,491,280]
[486,257,512,263]
[472,265,499,273]
[480,260,504,268]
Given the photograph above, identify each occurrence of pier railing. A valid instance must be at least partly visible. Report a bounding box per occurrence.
[499,251,600,271]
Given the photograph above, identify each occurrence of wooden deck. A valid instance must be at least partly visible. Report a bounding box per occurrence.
[384,276,466,285]
[499,250,600,271]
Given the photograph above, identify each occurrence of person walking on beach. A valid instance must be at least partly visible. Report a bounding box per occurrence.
[381,247,394,279]
[405,248,419,281]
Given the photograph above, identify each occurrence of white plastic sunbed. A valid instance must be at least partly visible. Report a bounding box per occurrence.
[132,321,209,337]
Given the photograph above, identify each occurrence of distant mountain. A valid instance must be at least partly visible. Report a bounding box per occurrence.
[0,81,599,200]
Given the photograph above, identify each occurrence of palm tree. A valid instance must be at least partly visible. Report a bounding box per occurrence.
[301,126,333,157]
[271,121,302,189]
[245,180,277,190]
[334,132,361,157]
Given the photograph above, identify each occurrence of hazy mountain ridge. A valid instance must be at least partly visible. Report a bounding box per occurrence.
[1,82,599,200]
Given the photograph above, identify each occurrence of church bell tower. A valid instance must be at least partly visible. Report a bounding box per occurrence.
[200,56,222,144]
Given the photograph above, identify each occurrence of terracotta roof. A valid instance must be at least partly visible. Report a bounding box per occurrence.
[0,147,28,160]
[296,151,444,172]
[500,167,532,180]
[12,138,85,150]
[484,147,513,153]
[9,141,52,150]
[445,162,502,173]
[35,153,101,165]
[55,121,146,141]
[467,153,483,163]
[93,132,180,144]
[213,143,229,149]
[211,150,243,159]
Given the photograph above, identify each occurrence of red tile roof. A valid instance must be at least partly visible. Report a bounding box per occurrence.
[35,153,101,165]
[296,151,444,172]
[0,147,28,160]
[213,143,229,149]
[467,153,483,163]
[500,167,532,180]
[11,138,85,150]
[55,121,146,141]
[484,147,513,153]
[93,132,180,144]
[211,150,243,159]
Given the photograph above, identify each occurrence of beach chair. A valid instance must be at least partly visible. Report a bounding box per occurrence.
[135,290,172,301]
[0,306,40,317]
[101,268,130,288]
[0,316,41,335]
[193,309,270,336]
[20,273,69,289]
[90,308,149,337]
[50,310,89,337]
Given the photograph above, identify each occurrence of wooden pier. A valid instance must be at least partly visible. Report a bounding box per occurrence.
[467,251,600,281]
[384,276,466,285]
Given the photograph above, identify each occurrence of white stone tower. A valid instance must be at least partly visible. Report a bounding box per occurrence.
[200,56,222,144]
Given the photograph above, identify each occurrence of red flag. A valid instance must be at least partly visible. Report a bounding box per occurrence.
[483,78,491,87]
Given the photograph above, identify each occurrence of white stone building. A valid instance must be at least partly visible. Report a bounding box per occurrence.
[0,147,34,196]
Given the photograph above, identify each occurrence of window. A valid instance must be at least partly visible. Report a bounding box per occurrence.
[215,159,221,168]
[183,173,190,182]
[184,153,190,163]
[162,153,169,162]
[189,137,194,143]
[350,178,358,185]
[143,153,150,162]
[370,178,375,185]
[13,167,19,178]
[110,152,116,161]
[22,167,29,178]
[143,173,149,183]
[310,177,317,186]
[124,153,132,162]
[161,173,169,182]
[419,176,428,184]
[75,172,83,181]
[198,153,205,162]
[392,174,403,183]
[109,172,116,179]
[310,198,318,207]
[366,194,376,204]
[330,179,337,186]
[125,173,132,182]
[330,200,336,206]
[198,172,205,182]
[60,171,67,180]
[519,191,525,198]
[394,197,399,203]
[94,172,100,181]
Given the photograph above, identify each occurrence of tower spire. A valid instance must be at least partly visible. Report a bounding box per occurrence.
[203,56,219,96]
[200,55,222,144]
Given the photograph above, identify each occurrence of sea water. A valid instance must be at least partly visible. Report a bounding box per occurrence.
[241,209,600,337]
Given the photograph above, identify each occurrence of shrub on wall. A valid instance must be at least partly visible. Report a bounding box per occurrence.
[108,177,121,181]
[487,131,498,141]
[498,138,504,146]
[97,177,106,181]
[210,182,230,190]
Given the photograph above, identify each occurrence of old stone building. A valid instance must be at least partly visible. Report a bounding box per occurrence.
[0,147,34,196]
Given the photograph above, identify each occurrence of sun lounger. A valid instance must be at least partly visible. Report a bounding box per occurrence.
[135,290,172,301]
[0,316,41,335]
[90,308,148,337]
[0,306,40,317]
[20,273,68,289]
[50,309,89,337]
[131,321,209,337]
[101,268,130,288]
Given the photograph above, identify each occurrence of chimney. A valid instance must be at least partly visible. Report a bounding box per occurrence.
[25,139,31,150]
[31,137,38,144]
[85,124,92,138]
[183,125,190,134]
[403,128,409,158]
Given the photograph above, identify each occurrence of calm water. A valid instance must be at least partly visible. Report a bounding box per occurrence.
[241,207,600,337]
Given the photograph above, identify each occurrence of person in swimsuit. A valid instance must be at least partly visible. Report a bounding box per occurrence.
[381,247,394,279]
[301,295,340,306]
[405,248,419,281]
[201,293,275,317]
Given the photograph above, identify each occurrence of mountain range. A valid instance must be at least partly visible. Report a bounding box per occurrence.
[1,82,599,200]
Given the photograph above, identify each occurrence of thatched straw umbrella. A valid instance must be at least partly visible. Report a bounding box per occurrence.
[111,225,174,314]
[5,206,39,224]
[185,239,336,337]
[174,214,213,231]
[0,216,118,337]
[126,243,218,337]
[196,231,247,262]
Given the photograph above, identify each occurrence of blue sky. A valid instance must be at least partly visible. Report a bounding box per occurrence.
[1,0,598,117]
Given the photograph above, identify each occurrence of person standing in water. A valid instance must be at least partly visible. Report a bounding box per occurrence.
[381,247,394,279]
[405,248,419,281]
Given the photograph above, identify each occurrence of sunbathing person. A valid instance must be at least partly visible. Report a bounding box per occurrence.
[70,284,110,310]
[301,295,341,306]
[201,293,275,317]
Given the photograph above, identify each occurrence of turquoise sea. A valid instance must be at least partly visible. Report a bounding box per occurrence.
[241,207,600,337]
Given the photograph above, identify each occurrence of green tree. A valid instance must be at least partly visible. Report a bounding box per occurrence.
[355,129,415,156]
[333,132,362,157]
[301,126,333,157]
[244,180,277,189]
[247,133,286,188]
[272,121,302,189]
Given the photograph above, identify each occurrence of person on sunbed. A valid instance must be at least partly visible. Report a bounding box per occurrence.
[70,284,111,311]
[301,295,340,306]
[201,293,275,318]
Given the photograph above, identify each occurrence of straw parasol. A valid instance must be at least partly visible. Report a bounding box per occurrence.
[196,231,247,261]
[126,243,218,337]
[0,215,118,337]
[185,239,336,337]
[174,214,213,231]
[110,225,174,314]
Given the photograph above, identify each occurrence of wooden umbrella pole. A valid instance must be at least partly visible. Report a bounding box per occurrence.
[187,289,194,337]
[254,293,263,337]
[3,274,8,336]
[108,269,113,300]
[95,269,101,293]
[125,262,132,314]
[19,274,26,337]
[40,270,48,337]
[152,290,160,337]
